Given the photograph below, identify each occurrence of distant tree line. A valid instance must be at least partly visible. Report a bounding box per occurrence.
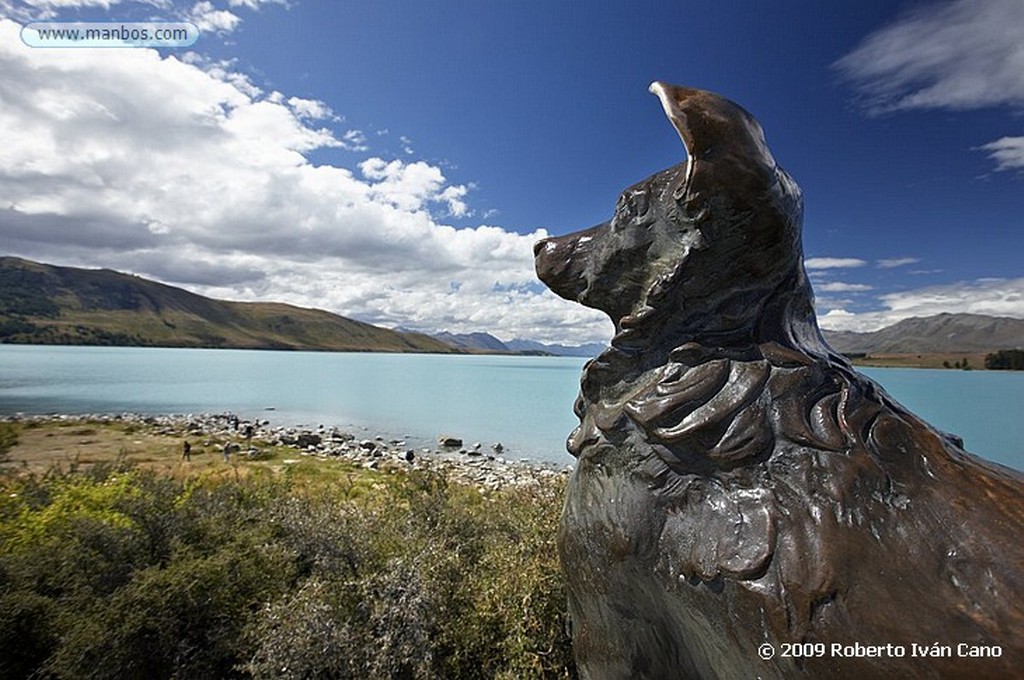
[984,349,1024,370]
[0,321,147,346]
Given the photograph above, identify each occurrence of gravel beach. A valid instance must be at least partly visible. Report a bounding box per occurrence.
[1,411,574,491]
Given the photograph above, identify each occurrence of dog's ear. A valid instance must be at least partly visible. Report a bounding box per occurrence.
[649,82,778,188]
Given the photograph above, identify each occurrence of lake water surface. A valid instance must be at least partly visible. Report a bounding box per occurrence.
[1,345,1021,470]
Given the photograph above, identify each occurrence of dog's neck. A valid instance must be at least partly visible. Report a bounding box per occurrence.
[604,266,835,377]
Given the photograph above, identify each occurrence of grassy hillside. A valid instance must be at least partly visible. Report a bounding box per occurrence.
[0,257,455,353]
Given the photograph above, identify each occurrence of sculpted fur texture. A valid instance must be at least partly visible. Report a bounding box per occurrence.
[534,83,1024,679]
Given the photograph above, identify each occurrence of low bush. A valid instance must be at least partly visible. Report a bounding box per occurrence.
[0,422,17,460]
[0,462,575,678]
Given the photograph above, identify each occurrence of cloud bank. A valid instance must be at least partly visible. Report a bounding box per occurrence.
[0,18,609,344]
[817,277,1024,332]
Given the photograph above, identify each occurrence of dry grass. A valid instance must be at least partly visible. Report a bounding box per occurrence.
[3,419,294,480]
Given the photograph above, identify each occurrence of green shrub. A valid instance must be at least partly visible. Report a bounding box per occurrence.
[0,589,57,678]
[0,463,576,678]
[0,422,17,460]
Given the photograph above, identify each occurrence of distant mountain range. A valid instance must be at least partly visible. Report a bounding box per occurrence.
[822,314,1024,354]
[0,256,452,353]
[433,331,515,353]
[431,331,606,357]
[436,316,1024,358]
[2,256,1021,357]
[436,315,1024,358]
[505,338,608,357]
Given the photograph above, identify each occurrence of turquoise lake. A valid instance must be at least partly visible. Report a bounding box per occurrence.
[1,344,1021,470]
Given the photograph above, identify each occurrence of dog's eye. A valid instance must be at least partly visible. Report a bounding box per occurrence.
[614,189,651,229]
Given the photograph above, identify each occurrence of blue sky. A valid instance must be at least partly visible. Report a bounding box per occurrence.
[1,0,1022,343]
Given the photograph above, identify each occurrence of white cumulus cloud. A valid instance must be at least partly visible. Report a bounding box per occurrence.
[188,1,241,33]
[339,129,368,152]
[0,18,609,345]
[1,0,166,21]
[287,96,334,121]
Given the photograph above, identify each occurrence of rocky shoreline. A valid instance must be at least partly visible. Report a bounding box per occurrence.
[2,411,574,491]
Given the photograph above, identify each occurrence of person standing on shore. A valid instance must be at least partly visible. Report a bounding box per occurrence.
[182,440,191,462]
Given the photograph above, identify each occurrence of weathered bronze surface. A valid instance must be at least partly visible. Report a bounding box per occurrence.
[534,83,1024,679]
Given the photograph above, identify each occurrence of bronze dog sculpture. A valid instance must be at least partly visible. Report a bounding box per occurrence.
[534,83,1024,679]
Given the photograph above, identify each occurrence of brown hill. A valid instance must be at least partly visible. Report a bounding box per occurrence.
[823,313,1024,354]
[0,256,455,353]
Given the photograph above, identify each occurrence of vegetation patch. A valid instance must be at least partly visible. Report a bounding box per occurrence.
[0,423,576,679]
[985,349,1024,370]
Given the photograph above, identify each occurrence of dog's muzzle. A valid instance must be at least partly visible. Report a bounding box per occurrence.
[533,223,606,303]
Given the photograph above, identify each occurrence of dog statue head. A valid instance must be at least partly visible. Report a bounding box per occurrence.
[535,82,826,359]
[535,83,851,473]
